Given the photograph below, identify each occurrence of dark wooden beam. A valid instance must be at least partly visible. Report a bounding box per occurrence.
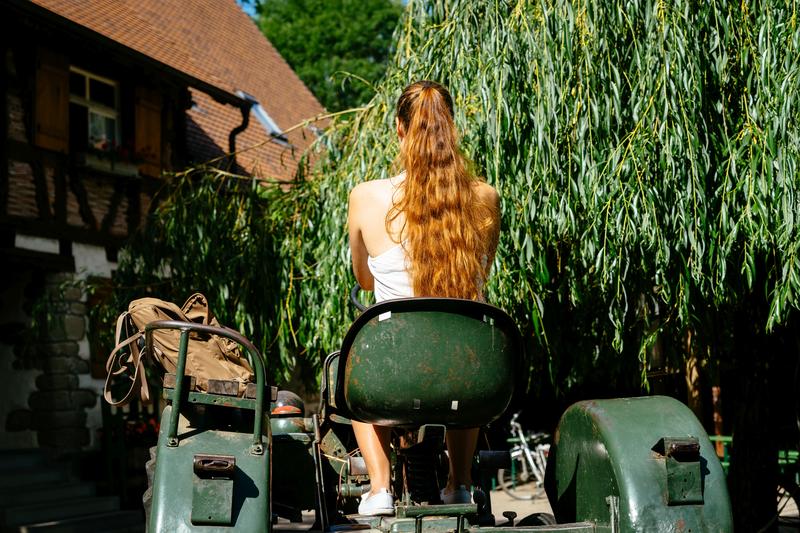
[30,157,53,220]
[53,160,67,223]
[67,170,98,230]
[100,179,125,234]
[126,179,142,234]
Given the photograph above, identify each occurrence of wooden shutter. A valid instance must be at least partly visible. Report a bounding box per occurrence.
[34,48,69,153]
[135,87,162,177]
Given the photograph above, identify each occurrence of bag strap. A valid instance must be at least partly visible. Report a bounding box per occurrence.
[103,313,151,407]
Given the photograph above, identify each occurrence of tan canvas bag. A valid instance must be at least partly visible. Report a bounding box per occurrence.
[104,293,254,406]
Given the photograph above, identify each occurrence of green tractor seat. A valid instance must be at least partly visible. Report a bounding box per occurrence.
[325,297,522,429]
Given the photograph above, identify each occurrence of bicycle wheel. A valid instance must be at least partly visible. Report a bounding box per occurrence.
[777,476,799,527]
[497,455,541,500]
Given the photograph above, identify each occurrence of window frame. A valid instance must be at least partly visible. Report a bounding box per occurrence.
[69,66,121,151]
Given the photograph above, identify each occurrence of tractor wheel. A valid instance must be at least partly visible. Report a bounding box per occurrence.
[143,445,157,529]
[516,512,557,526]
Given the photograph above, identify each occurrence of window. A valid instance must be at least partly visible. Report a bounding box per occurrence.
[69,67,120,153]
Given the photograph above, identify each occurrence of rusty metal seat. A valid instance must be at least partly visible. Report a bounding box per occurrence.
[322,297,522,429]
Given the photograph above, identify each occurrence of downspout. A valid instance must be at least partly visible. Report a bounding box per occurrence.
[228,101,253,159]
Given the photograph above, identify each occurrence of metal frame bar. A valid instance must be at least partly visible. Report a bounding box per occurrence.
[144,320,267,453]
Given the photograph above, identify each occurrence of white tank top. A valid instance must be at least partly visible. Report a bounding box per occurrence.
[367,242,413,302]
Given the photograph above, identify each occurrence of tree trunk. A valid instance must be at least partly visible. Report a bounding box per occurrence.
[728,304,779,532]
[711,385,724,458]
[684,329,704,421]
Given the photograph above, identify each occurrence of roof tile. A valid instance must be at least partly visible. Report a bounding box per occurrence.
[30,0,326,179]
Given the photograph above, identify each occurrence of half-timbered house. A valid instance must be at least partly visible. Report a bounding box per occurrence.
[0,0,324,527]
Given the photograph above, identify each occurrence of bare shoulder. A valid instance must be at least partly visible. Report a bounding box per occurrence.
[350,178,393,200]
[350,178,397,217]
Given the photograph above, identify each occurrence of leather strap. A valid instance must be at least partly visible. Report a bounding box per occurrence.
[103,312,151,406]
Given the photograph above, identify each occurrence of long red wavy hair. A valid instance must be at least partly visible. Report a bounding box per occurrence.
[388,81,495,300]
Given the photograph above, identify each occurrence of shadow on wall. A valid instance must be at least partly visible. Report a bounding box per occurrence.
[185,115,245,175]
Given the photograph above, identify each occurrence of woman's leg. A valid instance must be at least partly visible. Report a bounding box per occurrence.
[352,420,392,494]
[444,427,479,491]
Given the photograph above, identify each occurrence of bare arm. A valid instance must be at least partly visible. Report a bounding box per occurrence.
[348,185,375,291]
[479,183,501,268]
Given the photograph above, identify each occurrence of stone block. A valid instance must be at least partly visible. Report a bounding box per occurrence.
[28,388,96,410]
[31,410,87,430]
[5,409,32,431]
[45,273,74,284]
[42,356,76,374]
[61,287,83,302]
[71,389,97,409]
[38,427,89,449]
[39,342,80,357]
[64,315,86,341]
[72,358,90,374]
[29,390,71,411]
[35,373,79,391]
[70,302,87,314]
[45,315,85,342]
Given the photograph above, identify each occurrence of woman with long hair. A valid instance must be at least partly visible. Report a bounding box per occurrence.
[347,80,500,515]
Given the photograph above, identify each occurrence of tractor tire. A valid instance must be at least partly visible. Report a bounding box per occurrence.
[143,445,157,530]
[516,512,557,526]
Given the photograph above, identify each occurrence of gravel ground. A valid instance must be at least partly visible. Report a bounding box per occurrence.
[489,486,553,524]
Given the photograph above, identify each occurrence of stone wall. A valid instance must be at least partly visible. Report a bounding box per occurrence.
[5,273,98,451]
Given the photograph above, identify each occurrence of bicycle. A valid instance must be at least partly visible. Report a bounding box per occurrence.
[709,435,799,530]
[496,411,550,500]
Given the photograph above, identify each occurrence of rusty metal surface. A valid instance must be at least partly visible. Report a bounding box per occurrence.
[337,298,522,428]
[149,406,270,531]
[546,396,733,532]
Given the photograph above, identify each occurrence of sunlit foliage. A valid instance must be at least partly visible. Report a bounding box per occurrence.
[112,0,800,393]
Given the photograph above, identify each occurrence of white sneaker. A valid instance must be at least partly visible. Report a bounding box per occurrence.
[358,488,394,516]
[440,485,472,504]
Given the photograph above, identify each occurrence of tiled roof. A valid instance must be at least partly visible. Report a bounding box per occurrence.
[28,0,326,179]
[27,0,235,101]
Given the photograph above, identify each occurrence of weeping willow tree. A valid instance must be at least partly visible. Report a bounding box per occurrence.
[110,0,800,529]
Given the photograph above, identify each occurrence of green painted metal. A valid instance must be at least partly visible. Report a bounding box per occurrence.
[145,320,267,452]
[339,299,520,428]
[395,503,477,518]
[191,476,234,525]
[547,396,733,533]
[149,406,270,532]
[187,391,257,410]
[270,415,310,435]
[167,329,191,447]
[659,437,703,505]
[145,320,270,532]
[348,517,597,533]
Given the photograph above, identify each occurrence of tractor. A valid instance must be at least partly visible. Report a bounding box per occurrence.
[139,288,732,532]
